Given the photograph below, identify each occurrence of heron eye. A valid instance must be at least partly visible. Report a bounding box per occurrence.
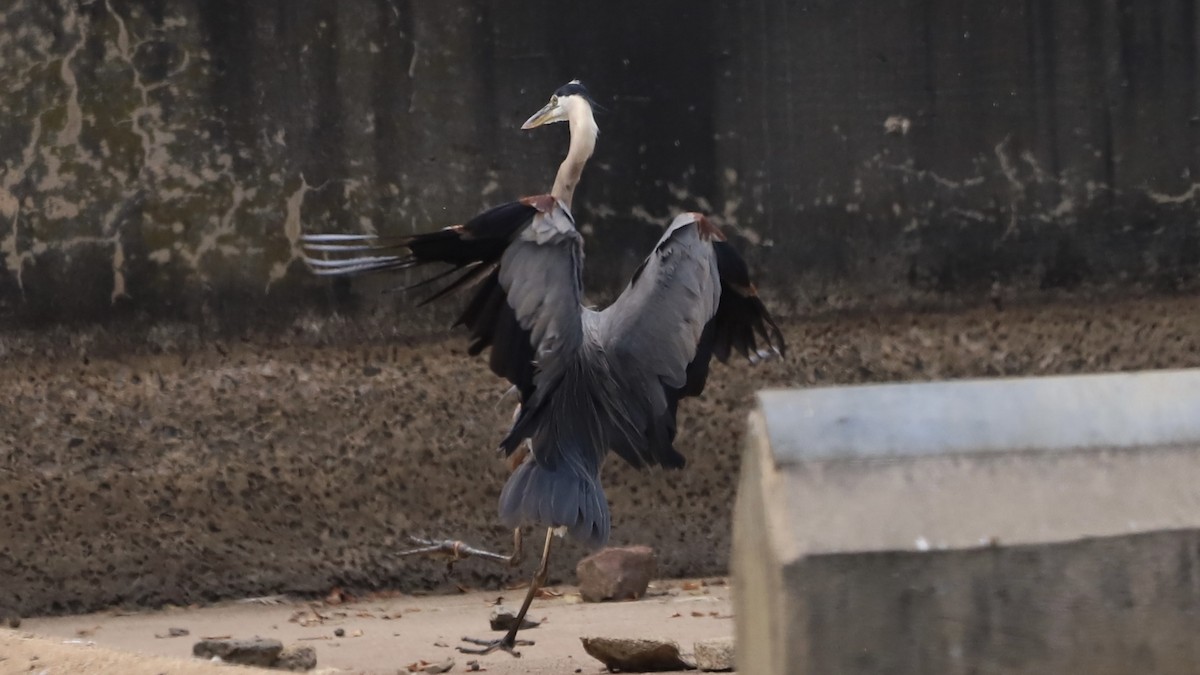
[550,96,559,106]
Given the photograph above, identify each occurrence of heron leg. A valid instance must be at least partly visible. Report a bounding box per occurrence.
[458,526,555,657]
[395,528,524,569]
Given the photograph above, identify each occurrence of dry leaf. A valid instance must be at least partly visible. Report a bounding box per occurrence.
[433,641,450,648]
[535,587,562,599]
[201,635,232,640]
[75,626,100,637]
[680,581,702,591]
[324,587,346,606]
[408,658,455,673]
[351,629,364,637]
[670,612,682,618]
[356,611,375,618]
[691,611,705,617]
[455,584,472,594]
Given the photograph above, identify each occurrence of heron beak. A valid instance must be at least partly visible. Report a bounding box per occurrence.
[521,99,566,129]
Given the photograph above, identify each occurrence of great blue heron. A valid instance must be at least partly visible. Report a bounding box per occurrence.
[302,80,785,656]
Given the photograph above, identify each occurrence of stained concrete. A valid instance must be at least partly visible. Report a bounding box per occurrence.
[3,294,1200,617]
[733,366,1200,675]
[15,579,735,675]
[2,1,1199,325]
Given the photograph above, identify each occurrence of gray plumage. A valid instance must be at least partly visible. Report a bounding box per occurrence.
[303,83,785,552]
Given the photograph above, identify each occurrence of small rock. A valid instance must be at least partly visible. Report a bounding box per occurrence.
[192,638,283,667]
[275,644,318,672]
[333,628,345,637]
[489,606,540,631]
[580,636,692,672]
[576,546,657,603]
[693,637,735,671]
[5,616,20,629]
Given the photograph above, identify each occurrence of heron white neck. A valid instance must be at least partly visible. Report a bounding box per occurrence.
[551,101,597,210]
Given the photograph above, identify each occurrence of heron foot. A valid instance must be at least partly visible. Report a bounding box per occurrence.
[457,635,533,657]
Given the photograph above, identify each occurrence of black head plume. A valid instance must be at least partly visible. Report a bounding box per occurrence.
[555,80,605,112]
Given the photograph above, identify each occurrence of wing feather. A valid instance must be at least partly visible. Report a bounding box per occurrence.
[597,213,785,469]
[301,197,584,413]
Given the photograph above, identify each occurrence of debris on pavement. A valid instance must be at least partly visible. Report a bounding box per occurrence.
[488,606,540,631]
[407,657,455,673]
[576,546,657,603]
[155,627,190,638]
[693,637,735,671]
[288,606,330,627]
[236,595,290,606]
[275,644,318,672]
[323,588,347,606]
[580,636,693,672]
[192,637,283,667]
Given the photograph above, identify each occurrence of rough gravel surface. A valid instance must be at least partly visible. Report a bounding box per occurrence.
[3,295,1198,615]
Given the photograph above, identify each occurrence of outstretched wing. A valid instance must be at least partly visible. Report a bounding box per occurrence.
[302,195,584,430]
[597,212,785,469]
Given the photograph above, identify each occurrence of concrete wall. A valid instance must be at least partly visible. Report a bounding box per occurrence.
[2,0,1200,616]
[733,371,1200,674]
[1,0,1198,323]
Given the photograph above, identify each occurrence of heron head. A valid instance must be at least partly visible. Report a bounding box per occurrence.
[522,80,596,129]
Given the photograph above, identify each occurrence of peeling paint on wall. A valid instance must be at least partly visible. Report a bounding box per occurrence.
[1,0,1198,324]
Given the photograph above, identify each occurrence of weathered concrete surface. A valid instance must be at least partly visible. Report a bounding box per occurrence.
[715,0,1200,306]
[16,580,734,675]
[733,368,1200,675]
[1,0,1199,325]
[3,295,1200,617]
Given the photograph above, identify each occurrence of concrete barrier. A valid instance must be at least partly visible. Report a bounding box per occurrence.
[733,370,1200,675]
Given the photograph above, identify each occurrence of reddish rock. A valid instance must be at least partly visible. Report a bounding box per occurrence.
[581,636,692,672]
[576,545,657,602]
